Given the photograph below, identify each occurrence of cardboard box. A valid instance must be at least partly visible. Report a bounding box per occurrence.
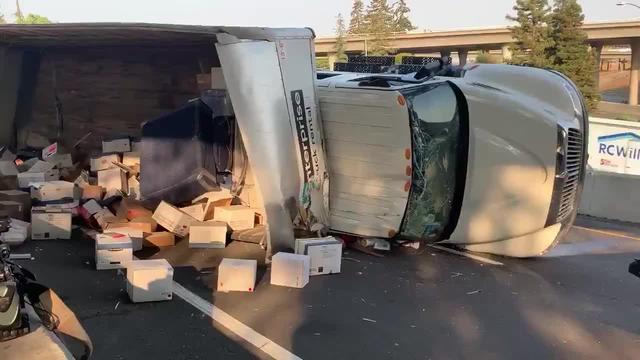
[0,161,18,176]
[18,169,59,188]
[90,154,120,172]
[30,181,79,202]
[193,190,234,220]
[95,233,133,270]
[31,210,72,240]
[213,205,255,231]
[32,200,79,212]
[128,176,140,200]
[81,184,104,201]
[104,226,144,251]
[270,252,310,288]
[189,221,227,249]
[97,167,127,192]
[126,259,173,303]
[131,141,142,152]
[217,258,257,293]
[144,232,175,248]
[82,199,103,215]
[0,190,30,219]
[181,203,206,222]
[92,207,117,229]
[0,218,30,246]
[152,201,197,238]
[116,198,153,220]
[295,237,342,276]
[27,160,55,173]
[102,137,131,153]
[0,175,18,190]
[45,153,73,169]
[0,201,24,220]
[106,216,157,233]
[41,142,58,160]
[122,152,140,167]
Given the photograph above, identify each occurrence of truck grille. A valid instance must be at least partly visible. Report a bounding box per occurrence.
[557,128,583,221]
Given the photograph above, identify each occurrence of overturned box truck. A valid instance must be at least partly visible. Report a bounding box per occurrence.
[144,27,587,258]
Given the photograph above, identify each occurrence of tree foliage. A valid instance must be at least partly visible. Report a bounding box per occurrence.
[507,0,555,68]
[392,0,415,32]
[16,13,50,24]
[550,0,599,108]
[364,0,395,55]
[334,13,348,62]
[348,0,367,34]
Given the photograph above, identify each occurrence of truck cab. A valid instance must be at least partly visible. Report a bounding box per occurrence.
[316,64,587,257]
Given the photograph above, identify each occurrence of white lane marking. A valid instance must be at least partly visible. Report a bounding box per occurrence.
[172,282,303,360]
[427,244,504,266]
[572,226,640,242]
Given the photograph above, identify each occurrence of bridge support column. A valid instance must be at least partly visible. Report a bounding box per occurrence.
[630,41,640,106]
[458,49,468,66]
[501,44,512,63]
[440,50,451,59]
[593,43,603,92]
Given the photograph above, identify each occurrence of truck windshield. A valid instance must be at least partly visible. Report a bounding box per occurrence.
[400,82,467,241]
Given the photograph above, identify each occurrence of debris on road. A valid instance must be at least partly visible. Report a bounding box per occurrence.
[466,290,482,295]
[362,318,377,323]
[271,252,310,288]
[217,258,257,292]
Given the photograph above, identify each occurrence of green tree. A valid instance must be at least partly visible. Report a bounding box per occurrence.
[0,13,5,24]
[14,0,50,24]
[392,0,415,32]
[549,0,599,109]
[334,13,348,62]
[348,0,366,34]
[364,0,395,55]
[506,0,554,67]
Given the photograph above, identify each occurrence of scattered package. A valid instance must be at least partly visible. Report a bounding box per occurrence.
[0,190,30,220]
[217,258,257,293]
[81,184,104,201]
[95,233,133,270]
[105,216,157,233]
[152,201,197,238]
[31,210,72,240]
[102,137,131,154]
[213,205,255,231]
[30,181,80,202]
[126,259,173,303]
[97,167,127,193]
[189,221,227,249]
[122,152,140,167]
[81,199,103,216]
[0,201,26,220]
[180,203,206,222]
[144,231,175,248]
[17,168,59,188]
[0,218,31,246]
[270,252,310,288]
[92,207,117,229]
[91,154,120,172]
[192,189,234,220]
[116,198,153,220]
[104,226,144,251]
[294,237,342,276]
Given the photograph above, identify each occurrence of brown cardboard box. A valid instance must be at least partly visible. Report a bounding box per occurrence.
[122,152,140,167]
[106,216,157,233]
[144,232,176,248]
[116,198,153,220]
[0,190,30,219]
[81,185,104,201]
[0,201,24,220]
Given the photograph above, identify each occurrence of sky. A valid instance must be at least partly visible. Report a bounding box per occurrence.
[0,0,638,36]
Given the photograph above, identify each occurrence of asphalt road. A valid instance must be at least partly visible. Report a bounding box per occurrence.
[4,216,640,360]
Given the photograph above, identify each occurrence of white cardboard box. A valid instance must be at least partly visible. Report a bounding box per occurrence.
[102,138,131,153]
[95,233,133,270]
[152,201,197,238]
[97,167,127,192]
[181,203,206,222]
[213,205,255,231]
[31,210,72,240]
[92,207,115,229]
[126,259,173,303]
[41,142,58,159]
[27,160,55,173]
[90,154,120,172]
[0,218,31,246]
[217,258,257,293]
[270,252,310,288]
[18,169,59,188]
[30,181,79,202]
[104,227,144,251]
[189,221,227,249]
[45,153,73,169]
[0,161,18,176]
[295,237,342,276]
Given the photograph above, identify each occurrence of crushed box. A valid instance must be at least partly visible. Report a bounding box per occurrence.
[95,233,133,270]
[295,237,342,276]
[116,198,153,220]
[97,167,127,192]
[45,153,73,169]
[213,205,255,231]
[189,221,227,248]
[91,154,120,172]
[270,252,310,288]
[102,138,131,154]
[181,203,206,222]
[152,201,197,238]
[217,258,257,293]
[126,259,173,303]
[31,210,72,240]
[144,232,175,248]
